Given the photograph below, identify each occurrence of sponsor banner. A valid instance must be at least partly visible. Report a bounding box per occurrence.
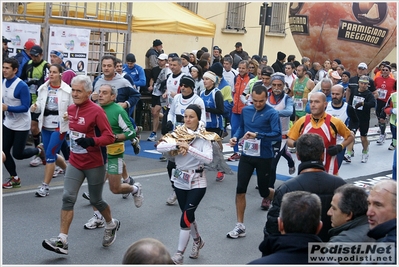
[2,22,41,57]
[48,26,90,75]
[308,242,395,264]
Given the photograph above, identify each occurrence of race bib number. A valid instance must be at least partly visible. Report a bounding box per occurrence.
[243,138,261,157]
[70,130,88,154]
[377,89,387,100]
[171,168,194,189]
[294,98,303,111]
[206,112,212,122]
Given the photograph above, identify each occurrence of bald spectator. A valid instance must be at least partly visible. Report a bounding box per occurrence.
[367,180,397,246]
[122,238,173,264]
[327,184,374,242]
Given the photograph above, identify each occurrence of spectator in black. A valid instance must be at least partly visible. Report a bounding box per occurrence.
[2,36,11,60]
[249,191,323,264]
[264,133,346,242]
[145,39,163,70]
[271,51,286,73]
[229,42,249,69]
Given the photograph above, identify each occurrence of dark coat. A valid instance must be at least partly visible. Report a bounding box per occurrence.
[264,161,346,242]
[328,215,375,242]
[248,233,326,264]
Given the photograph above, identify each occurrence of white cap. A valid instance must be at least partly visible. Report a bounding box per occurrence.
[358,62,368,69]
[158,53,168,60]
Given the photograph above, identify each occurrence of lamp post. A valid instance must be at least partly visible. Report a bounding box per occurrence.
[258,2,267,57]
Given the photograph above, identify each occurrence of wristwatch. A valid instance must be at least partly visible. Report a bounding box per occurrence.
[255,132,258,138]
[114,134,119,142]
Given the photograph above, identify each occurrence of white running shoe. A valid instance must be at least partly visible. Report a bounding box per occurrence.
[35,186,49,197]
[30,156,43,167]
[189,237,205,259]
[84,214,105,230]
[226,223,246,239]
[133,182,143,208]
[166,190,177,205]
[122,176,134,199]
[376,133,387,144]
[361,153,369,163]
[172,252,184,265]
[53,166,65,178]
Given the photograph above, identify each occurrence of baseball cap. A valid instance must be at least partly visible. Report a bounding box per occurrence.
[126,53,136,63]
[24,40,36,50]
[235,42,242,47]
[157,53,168,60]
[358,75,369,83]
[213,46,220,50]
[358,62,368,69]
[2,36,11,44]
[30,45,43,57]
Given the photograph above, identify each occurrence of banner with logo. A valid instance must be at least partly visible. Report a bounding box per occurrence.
[2,22,41,57]
[288,2,397,75]
[48,26,90,75]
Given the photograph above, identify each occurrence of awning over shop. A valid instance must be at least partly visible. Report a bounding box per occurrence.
[15,2,216,37]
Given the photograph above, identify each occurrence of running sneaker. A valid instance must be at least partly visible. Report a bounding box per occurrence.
[166,190,177,205]
[37,143,46,165]
[2,176,21,189]
[216,172,225,182]
[261,198,271,210]
[159,155,167,162]
[222,131,229,138]
[122,176,135,199]
[172,252,184,265]
[343,153,352,163]
[82,192,90,201]
[35,186,49,197]
[227,152,241,162]
[147,132,157,142]
[376,133,387,144]
[189,237,205,259]
[133,182,143,208]
[29,156,43,167]
[84,214,105,229]
[102,219,120,247]
[361,152,369,163]
[42,237,68,255]
[288,166,296,175]
[131,138,140,155]
[53,166,65,178]
[388,143,396,150]
[226,223,246,239]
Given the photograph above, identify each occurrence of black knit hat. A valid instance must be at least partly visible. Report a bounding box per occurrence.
[180,75,195,89]
[153,39,162,47]
[126,53,136,63]
[186,104,202,120]
[210,62,223,77]
[277,51,286,61]
[342,71,351,78]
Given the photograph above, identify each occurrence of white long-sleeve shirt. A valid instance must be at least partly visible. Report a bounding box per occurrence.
[157,131,212,189]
